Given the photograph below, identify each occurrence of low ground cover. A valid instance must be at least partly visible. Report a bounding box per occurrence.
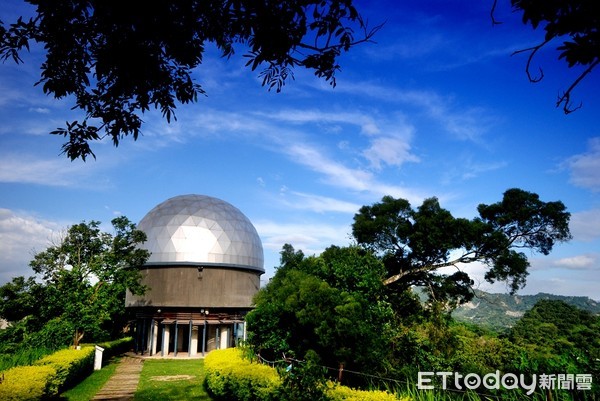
[60,358,120,401]
[133,359,212,401]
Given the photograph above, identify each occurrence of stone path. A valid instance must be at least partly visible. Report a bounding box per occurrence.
[92,356,144,401]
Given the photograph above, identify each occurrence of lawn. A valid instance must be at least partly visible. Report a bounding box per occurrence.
[61,357,120,401]
[133,359,213,401]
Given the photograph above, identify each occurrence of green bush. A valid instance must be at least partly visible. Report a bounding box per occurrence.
[0,365,57,401]
[205,348,281,401]
[34,346,95,394]
[326,382,404,401]
[25,317,75,350]
[0,338,131,400]
[204,348,407,401]
[97,336,133,361]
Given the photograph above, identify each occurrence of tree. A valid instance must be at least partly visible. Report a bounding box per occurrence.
[0,276,43,323]
[25,216,149,346]
[0,0,380,161]
[509,300,600,395]
[495,0,599,113]
[352,188,571,305]
[246,245,396,385]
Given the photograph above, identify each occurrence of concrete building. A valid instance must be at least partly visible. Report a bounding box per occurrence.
[125,194,264,356]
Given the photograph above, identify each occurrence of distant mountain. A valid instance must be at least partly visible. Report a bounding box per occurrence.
[452,290,600,332]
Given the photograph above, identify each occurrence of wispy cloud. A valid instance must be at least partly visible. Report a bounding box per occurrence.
[332,82,495,142]
[552,254,597,270]
[283,141,423,201]
[278,191,361,214]
[0,208,66,283]
[0,153,112,188]
[570,208,600,242]
[441,156,508,184]
[363,135,420,170]
[563,137,600,192]
[254,220,351,256]
[258,109,380,135]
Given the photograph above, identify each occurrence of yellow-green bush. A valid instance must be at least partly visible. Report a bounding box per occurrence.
[204,348,408,401]
[326,382,406,401]
[0,365,57,401]
[205,348,282,401]
[35,346,95,393]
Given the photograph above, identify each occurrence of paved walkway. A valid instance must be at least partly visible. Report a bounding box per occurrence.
[92,355,144,401]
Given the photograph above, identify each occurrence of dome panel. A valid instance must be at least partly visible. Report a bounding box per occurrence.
[138,194,264,272]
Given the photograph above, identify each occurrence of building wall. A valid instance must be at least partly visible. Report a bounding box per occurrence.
[125,265,261,308]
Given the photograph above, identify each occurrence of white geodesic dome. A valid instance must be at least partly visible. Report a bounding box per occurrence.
[138,194,264,272]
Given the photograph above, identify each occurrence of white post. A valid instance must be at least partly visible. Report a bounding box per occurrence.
[163,325,171,357]
[220,326,230,349]
[94,345,105,370]
[150,320,158,356]
[190,326,199,356]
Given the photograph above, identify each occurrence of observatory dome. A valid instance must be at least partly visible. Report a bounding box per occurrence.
[138,194,264,272]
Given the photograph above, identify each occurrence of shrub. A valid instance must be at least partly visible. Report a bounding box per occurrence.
[95,336,134,364]
[204,348,281,401]
[34,346,95,393]
[204,348,408,401]
[326,382,404,401]
[25,317,75,350]
[0,365,57,401]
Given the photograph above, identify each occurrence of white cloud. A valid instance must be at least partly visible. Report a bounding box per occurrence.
[0,209,65,284]
[255,220,351,255]
[441,157,508,184]
[570,208,600,242]
[284,142,423,202]
[260,109,380,136]
[0,153,112,188]
[552,254,597,270]
[363,136,420,170]
[332,82,494,142]
[28,107,50,114]
[279,191,361,214]
[563,137,600,192]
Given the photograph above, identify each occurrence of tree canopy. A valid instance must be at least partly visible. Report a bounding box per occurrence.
[0,0,380,160]
[509,299,600,378]
[246,245,397,384]
[352,188,571,305]
[0,217,149,348]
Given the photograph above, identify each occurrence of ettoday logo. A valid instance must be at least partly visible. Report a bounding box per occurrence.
[417,371,593,395]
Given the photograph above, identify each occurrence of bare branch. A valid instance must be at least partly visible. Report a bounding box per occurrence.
[383,250,479,286]
[557,58,600,114]
[490,0,502,26]
[512,39,553,83]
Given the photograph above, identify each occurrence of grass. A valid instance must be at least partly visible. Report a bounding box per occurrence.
[0,347,55,371]
[60,357,121,401]
[133,359,213,401]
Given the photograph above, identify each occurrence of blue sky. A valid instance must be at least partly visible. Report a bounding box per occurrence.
[1,1,599,300]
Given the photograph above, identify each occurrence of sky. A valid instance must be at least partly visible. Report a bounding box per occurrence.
[1,1,599,300]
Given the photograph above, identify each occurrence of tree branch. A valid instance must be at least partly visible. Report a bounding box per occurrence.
[557,58,599,114]
[512,39,553,83]
[490,0,502,26]
[383,250,479,286]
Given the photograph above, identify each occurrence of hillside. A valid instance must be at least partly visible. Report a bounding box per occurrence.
[452,290,600,331]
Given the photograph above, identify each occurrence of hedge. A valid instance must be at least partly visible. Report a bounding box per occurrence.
[205,347,281,401]
[326,382,404,401]
[0,337,133,400]
[204,348,406,401]
[35,346,95,393]
[95,336,134,364]
[0,365,57,401]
